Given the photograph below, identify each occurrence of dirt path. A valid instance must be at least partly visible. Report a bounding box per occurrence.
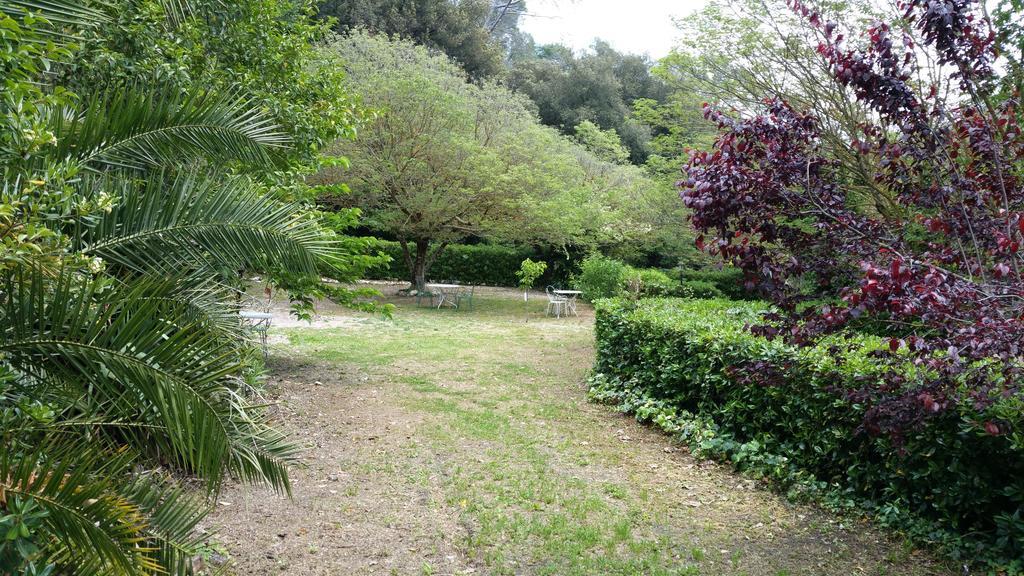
[206,286,954,575]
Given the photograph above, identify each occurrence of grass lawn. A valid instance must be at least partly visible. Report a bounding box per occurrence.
[205,286,954,576]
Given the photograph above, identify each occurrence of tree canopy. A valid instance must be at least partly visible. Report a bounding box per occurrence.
[317,0,511,79]
[313,32,678,286]
[507,39,668,164]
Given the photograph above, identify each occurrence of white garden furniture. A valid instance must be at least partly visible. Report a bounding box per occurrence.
[239,294,273,358]
[546,285,569,317]
[427,283,463,309]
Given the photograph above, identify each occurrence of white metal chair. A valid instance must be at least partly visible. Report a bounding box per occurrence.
[545,285,568,318]
[239,292,273,359]
[456,285,476,311]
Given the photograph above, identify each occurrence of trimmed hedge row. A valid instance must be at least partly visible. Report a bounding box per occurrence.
[677,268,749,300]
[573,254,733,301]
[592,298,1024,569]
[365,241,572,287]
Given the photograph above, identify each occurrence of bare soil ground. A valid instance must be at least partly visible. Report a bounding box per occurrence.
[206,284,956,576]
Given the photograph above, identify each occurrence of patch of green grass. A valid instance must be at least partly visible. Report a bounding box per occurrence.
[280,299,715,574]
[273,294,948,576]
[602,483,627,500]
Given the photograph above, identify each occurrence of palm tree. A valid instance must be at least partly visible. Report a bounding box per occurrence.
[1,4,343,574]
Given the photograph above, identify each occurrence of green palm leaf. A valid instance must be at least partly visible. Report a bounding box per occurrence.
[0,0,201,37]
[40,85,290,173]
[0,268,297,493]
[120,473,209,575]
[0,0,106,26]
[0,438,152,575]
[72,170,333,275]
[0,431,214,575]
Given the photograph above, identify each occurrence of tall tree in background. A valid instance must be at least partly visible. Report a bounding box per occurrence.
[994,0,1024,95]
[317,0,508,78]
[507,39,667,163]
[573,120,631,164]
[486,0,530,55]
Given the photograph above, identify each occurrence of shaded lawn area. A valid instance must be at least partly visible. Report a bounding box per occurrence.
[206,287,954,576]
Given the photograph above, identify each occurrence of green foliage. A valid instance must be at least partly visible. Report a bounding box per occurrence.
[317,32,664,288]
[679,268,749,300]
[621,267,680,298]
[572,120,630,165]
[0,495,51,575]
[677,279,724,299]
[317,0,507,79]
[573,255,739,302]
[592,298,1024,569]
[64,0,358,164]
[507,39,667,164]
[573,254,628,301]
[994,0,1024,96]
[0,3,373,574]
[516,258,547,290]
[364,241,571,287]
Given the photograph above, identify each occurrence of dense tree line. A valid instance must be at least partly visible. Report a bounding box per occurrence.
[313,0,706,269]
[317,0,673,166]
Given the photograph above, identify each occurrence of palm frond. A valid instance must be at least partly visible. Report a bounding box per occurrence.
[0,438,152,575]
[41,85,290,172]
[0,0,107,27]
[0,268,297,493]
[121,473,209,575]
[154,0,194,25]
[73,170,333,276]
[222,387,298,492]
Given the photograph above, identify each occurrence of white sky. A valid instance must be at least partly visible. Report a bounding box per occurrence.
[518,0,709,59]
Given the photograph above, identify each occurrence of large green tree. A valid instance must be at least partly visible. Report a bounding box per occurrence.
[315,32,665,288]
[317,0,508,78]
[507,39,667,164]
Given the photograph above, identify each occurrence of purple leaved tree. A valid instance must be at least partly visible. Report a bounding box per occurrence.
[680,0,1024,440]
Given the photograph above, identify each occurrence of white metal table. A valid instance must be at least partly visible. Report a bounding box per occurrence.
[427,283,463,309]
[552,289,581,317]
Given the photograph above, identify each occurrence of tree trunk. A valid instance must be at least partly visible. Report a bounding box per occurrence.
[409,239,429,291]
[399,238,449,292]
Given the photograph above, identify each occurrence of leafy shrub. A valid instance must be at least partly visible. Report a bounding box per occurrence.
[516,258,548,291]
[676,280,723,299]
[593,298,1024,569]
[571,255,730,301]
[573,254,628,300]
[679,268,748,300]
[622,267,680,298]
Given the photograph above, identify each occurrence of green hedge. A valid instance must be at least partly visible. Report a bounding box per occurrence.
[365,241,572,287]
[592,298,1024,569]
[678,268,750,300]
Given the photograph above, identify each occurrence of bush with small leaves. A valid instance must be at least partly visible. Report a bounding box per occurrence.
[680,0,1024,462]
[593,298,1024,568]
